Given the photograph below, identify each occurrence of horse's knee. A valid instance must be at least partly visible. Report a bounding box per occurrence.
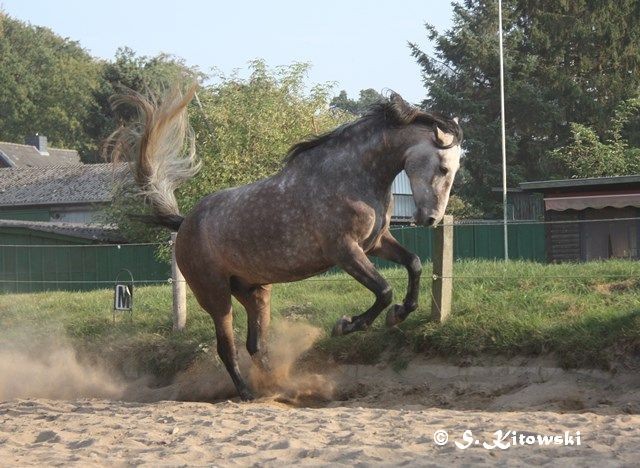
[403,300,418,313]
[216,339,233,362]
[379,285,393,308]
[408,254,422,276]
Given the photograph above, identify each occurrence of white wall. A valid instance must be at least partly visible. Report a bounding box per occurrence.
[391,171,415,221]
[392,170,412,195]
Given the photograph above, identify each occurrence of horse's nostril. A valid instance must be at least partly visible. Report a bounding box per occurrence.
[427,217,436,226]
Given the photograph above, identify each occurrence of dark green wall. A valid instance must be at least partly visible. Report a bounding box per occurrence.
[1,223,546,294]
[373,224,546,268]
[0,228,170,293]
[0,208,50,221]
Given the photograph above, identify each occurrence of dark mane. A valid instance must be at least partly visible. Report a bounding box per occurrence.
[284,94,463,164]
[284,119,361,164]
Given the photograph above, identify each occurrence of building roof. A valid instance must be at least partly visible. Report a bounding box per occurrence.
[519,175,640,191]
[517,175,640,211]
[0,141,80,167]
[0,219,126,243]
[0,164,128,207]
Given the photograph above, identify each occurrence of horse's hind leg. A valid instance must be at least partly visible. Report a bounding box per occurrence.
[232,282,272,372]
[189,277,254,401]
[331,241,393,336]
[370,231,422,327]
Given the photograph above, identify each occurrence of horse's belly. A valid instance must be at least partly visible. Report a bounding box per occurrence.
[214,222,332,283]
[227,244,333,284]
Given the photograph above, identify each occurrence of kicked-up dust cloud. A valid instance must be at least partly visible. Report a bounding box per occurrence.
[0,322,332,404]
[0,343,126,401]
[171,321,335,404]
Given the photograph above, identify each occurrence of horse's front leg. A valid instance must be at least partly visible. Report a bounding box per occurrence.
[331,241,393,336]
[370,231,422,327]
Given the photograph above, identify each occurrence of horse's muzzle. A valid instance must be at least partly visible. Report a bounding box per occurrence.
[414,208,440,227]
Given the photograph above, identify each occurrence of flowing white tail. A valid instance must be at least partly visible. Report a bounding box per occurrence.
[107,84,201,231]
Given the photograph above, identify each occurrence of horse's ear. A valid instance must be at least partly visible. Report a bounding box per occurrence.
[433,125,455,147]
[388,92,415,123]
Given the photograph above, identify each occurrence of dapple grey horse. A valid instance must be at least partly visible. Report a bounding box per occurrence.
[109,86,463,400]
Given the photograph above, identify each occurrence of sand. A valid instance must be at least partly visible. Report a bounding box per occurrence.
[2,323,640,465]
[2,398,639,466]
[1,357,640,466]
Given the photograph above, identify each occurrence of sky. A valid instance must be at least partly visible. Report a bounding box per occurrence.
[0,0,455,104]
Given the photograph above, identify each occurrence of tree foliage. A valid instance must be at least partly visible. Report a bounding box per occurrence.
[410,0,640,214]
[180,60,352,211]
[330,88,384,115]
[550,98,640,178]
[86,47,197,162]
[0,14,193,162]
[0,13,101,156]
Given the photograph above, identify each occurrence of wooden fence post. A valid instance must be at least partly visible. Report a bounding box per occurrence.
[431,215,454,322]
[171,232,187,331]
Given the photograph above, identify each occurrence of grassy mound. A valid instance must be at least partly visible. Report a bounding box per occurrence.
[1,260,639,379]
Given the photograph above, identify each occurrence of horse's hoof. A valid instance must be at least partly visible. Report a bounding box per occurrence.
[332,315,352,337]
[238,387,255,401]
[386,304,404,328]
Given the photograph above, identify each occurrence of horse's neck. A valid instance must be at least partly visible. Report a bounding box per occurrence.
[281,133,405,192]
[357,145,405,193]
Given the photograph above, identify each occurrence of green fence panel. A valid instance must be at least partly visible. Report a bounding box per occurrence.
[386,224,546,264]
[0,209,50,221]
[0,229,171,293]
[1,222,547,293]
[511,224,546,261]
[453,225,475,259]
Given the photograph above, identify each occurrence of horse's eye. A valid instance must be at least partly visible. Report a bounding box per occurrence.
[439,166,449,176]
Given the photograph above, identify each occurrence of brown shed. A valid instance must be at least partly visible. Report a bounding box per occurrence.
[519,175,640,262]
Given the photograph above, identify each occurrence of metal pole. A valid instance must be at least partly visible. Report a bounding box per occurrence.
[498,0,509,260]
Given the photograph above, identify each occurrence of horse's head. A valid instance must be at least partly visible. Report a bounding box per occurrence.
[388,94,463,227]
[404,124,462,226]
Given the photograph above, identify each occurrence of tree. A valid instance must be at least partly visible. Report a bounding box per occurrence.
[181,60,352,210]
[85,47,199,162]
[0,13,101,156]
[330,88,384,115]
[410,0,640,214]
[0,13,196,162]
[550,98,640,178]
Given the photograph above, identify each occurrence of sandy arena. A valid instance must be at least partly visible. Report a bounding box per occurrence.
[2,358,640,466]
[1,397,638,466]
[1,324,640,465]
